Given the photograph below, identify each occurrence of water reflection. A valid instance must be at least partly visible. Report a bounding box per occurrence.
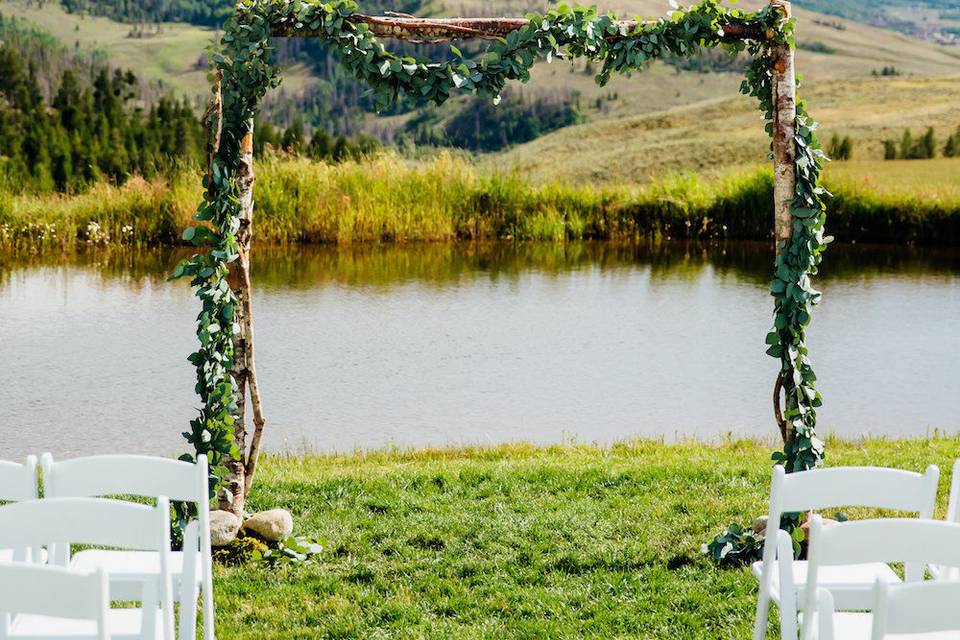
[4,240,959,287]
[1,240,958,459]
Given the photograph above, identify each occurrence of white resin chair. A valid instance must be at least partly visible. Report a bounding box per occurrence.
[801,517,960,640]
[41,454,214,640]
[930,458,960,580]
[869,580,960,639]
[0,457,40,564]
[0,497,174,639]
[752,464,940,640]
[0,563,111,640]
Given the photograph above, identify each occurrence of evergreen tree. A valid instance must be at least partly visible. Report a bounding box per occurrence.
[281,119,305,154]
[883,140,897,160]
[837,136,853,161]
[308,129,333,160]
[919,127,936,159]
[332,135,350,163]
[899,129,914,160]
[945,127,960,158]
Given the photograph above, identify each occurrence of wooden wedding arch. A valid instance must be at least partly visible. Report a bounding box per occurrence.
[174,0,828,512]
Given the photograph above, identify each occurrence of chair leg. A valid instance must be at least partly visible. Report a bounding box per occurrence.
[815,589,835,640]
[179,583,199,640]
[141,580,159,640]
[754,591,770,640]
[777,531,798,640]
[202,573,214,640]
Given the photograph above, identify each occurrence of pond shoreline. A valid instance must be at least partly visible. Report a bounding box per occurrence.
[3,155,960,252]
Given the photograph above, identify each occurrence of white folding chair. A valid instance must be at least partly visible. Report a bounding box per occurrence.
[870,580,960,639]
[931,458,960,580]
[41,454,214,640]
[0,457,40,564]
[0,497,174,640]
[0,563,111,640]
[802,517,960,640]
[753,464,939,640]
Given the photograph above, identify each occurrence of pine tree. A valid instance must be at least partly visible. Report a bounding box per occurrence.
[281,119,305,154]
[838,136,853,161]
[900,129,914,160]
[332,135,350,163]
[883,140,897,160]
[308,128,333,160]
[944,126,960,158]
[920,128,936,159]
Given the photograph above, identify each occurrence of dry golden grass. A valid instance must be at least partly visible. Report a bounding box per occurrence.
[4,154,958,249]
[489,77,960,184]
[826,158,960,201]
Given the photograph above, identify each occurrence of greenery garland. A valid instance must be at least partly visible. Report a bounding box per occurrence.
[171,0,828,497]
[742,47,831,472]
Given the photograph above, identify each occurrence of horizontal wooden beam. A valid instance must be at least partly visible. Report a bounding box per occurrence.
[269,14,769,43]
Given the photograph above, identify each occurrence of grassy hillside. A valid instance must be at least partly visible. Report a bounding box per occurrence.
[421,0,960,157]
[6,0,959,111]
[0,0,316,99]
[4,0,958,182]
[1,0,213,98]
[442,0,959,125]
[490,76,960,183]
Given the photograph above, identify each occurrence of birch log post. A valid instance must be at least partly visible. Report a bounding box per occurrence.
[223,121,266,515]
[768,0,796,444]
[769,0,796,254]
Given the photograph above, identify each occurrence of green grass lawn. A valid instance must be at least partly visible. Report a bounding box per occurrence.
[218,436,960,639]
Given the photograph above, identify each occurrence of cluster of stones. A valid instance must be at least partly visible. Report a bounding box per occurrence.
[209,508,294,546]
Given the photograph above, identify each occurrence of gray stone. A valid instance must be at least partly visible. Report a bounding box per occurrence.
[210,510,242,547]
[243,509,294,542]
[752,515,769,535]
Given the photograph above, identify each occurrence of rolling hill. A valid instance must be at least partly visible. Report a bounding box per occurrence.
[488,77,960,183]
[2,0,959,183]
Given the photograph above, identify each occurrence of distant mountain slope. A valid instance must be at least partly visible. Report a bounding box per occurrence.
[1,0,215,98]
[488,77,960,183]
[4,0,958,164]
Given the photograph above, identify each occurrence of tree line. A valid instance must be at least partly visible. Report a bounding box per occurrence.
[0,13,384,194]
[0,14,204,192]
[884,126,960,160]
[402,89,582,153]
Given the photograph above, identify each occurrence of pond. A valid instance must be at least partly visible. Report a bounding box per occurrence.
[2,241,958,460]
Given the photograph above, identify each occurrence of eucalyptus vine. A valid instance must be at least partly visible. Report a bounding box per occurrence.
[742,50,831,472]
[172,0,828,496]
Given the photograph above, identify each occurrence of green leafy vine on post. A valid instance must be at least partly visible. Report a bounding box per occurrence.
[170,0,827,503]
[742,33,830,473]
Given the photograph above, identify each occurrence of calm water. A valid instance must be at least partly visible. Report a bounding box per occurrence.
[1,241,959,460]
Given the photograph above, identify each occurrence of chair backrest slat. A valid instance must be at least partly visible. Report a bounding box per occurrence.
[946,459,960,523]
[0,562,108,625]
[758,465,939,587]
[0,456,38,502]
[810,518,960,569]
[872,580,960,638]
[0,497,168,551]
[778,466,937,514]
[42,454,204,503]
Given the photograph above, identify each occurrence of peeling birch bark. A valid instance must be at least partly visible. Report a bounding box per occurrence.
[223,123,259,515]
[769,0,796,444]
[769,1,796,254]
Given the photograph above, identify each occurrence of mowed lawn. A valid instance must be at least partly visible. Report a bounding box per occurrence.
[217,437,960,639]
